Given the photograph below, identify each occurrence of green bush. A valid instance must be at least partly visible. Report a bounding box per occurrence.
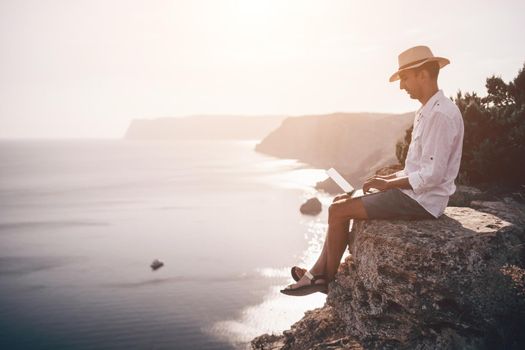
[396,63,525,186]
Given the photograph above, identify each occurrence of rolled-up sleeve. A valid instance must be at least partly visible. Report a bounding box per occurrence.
[407,112,457,194]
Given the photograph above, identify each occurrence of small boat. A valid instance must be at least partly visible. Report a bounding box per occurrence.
[150,259,164,271]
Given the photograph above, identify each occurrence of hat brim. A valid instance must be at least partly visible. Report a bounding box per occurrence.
[389,57,450,82]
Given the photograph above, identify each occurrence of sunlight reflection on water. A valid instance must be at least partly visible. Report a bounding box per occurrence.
[211,216,344,348]
[254,157,333,205]
[265,167,329,192]
[0,140,345,349]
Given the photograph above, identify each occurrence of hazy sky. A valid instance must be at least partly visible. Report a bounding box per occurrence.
[1,0,524,138]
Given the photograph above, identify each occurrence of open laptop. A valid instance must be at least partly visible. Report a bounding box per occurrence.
[325,168,368,198]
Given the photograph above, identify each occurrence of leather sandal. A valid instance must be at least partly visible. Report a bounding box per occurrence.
[291,266,327,294]
[280,271,328,296]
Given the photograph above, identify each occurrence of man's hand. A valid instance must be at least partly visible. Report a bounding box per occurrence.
[363,176,391,193]
[333,193,352,202]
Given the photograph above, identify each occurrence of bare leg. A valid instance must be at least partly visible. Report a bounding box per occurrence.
[309,194,352,275]
[325,220,350,280]
[324,197,367,280]
[309,238,328,275]
[285,197,368,291]
[310,217,350,278]
[306,196,349,276]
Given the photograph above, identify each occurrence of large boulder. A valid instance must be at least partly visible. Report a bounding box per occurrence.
[448,185,488,207]
[252,199,525,349]
[300,197,323,215]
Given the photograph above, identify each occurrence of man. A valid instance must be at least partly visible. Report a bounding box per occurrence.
[281,45,464,296]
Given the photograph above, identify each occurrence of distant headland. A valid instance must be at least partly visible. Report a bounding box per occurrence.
[124,112,413,186]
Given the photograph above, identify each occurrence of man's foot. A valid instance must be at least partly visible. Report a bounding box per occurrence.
[280,271,328,296]
[290,266,328,294]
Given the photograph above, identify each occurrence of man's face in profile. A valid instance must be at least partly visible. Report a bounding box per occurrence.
[399,69,420,100]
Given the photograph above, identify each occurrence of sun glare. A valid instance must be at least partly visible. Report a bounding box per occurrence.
[219,0,291,61]
[233,0,274,22]
[269,168,329,191]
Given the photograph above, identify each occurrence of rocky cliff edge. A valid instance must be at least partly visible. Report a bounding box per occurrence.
[252,198,525,349]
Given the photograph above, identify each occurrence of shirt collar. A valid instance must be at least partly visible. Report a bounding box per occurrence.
[416,89,444,121]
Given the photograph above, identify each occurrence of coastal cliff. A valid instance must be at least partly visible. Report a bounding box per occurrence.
[252,198,525,349]
[255,112,413,186]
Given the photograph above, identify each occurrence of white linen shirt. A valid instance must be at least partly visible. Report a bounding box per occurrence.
[396,90,464,218]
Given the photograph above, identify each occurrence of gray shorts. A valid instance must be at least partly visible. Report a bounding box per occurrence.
[360,188,435,220]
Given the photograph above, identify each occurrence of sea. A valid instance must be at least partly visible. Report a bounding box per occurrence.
[0,139,333,350]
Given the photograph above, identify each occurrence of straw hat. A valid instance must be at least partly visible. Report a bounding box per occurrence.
[389,45,450,82]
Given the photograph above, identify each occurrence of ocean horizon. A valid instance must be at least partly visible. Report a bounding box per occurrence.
[0,139,332,349]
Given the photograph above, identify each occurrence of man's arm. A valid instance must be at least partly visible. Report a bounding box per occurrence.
[363,175,412,193]
[372,173,398,180]
[385,176,412,190]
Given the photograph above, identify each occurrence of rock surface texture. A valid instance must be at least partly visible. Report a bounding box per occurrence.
[252,200,525,349]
